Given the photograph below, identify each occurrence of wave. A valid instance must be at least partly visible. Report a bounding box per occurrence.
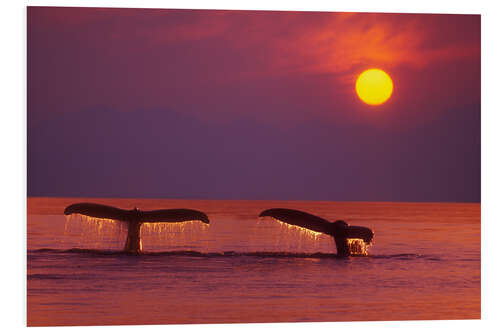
[28,273,68,280]
[29,248,441,260]
[30,248,340,258]
[370,253,442,261]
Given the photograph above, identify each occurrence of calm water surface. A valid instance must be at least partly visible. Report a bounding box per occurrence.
[27,198,480,326]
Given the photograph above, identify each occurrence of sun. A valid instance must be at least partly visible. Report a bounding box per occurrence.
[355,69,393,105]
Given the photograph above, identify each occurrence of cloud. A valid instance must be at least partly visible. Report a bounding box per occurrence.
[131,11,480,75]
[28,8,480,119]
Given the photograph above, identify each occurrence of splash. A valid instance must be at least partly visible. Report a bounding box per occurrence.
[347,238,371,256]
[64,214,127,250]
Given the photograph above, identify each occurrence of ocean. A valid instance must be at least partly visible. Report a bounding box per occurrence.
[27,197,480,326]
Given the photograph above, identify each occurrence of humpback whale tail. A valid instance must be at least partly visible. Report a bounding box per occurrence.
[259,208,373,256]
[64,203,209,254]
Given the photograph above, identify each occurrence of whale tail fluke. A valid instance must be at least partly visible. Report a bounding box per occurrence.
[64,203,210,224]
[64,202,210,254]
[259,208,374,256]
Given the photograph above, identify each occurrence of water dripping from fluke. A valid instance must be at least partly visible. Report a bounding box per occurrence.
[63,202,210,254]
[258,208,374,257]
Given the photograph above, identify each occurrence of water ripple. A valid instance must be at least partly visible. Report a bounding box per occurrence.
[30,248,441,261]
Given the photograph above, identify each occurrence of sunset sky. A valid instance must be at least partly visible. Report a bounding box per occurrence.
[27,7,480,202]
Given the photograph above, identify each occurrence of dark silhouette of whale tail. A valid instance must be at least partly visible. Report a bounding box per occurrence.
[64,203,209,254]
[259,208,373,256]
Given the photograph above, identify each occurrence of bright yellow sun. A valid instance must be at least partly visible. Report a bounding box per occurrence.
[355,68,393,105]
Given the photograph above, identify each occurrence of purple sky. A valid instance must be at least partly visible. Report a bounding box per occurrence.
[27,7,480,202]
